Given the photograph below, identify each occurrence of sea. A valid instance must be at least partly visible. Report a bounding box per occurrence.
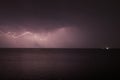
[0,48,120,80]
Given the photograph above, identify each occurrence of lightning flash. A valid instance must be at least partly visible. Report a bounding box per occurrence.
[0,27,79,48]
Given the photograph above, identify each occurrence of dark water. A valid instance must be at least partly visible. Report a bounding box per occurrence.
[0,48,120,80]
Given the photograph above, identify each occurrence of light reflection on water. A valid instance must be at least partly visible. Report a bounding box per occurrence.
[0,50,113,79]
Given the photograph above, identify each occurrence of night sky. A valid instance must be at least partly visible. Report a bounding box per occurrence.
[0,0,119,48]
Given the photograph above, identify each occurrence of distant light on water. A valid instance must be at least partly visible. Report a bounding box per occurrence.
[105,47,110,50]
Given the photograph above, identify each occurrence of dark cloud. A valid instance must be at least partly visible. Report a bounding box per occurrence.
[0,0,119,48]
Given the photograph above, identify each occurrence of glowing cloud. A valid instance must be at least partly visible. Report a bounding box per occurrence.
[0,27,85,48]
[0,27,65,47]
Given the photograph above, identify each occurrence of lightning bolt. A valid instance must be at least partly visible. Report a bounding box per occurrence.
[0,30,48,41]
[6,31,33,39]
